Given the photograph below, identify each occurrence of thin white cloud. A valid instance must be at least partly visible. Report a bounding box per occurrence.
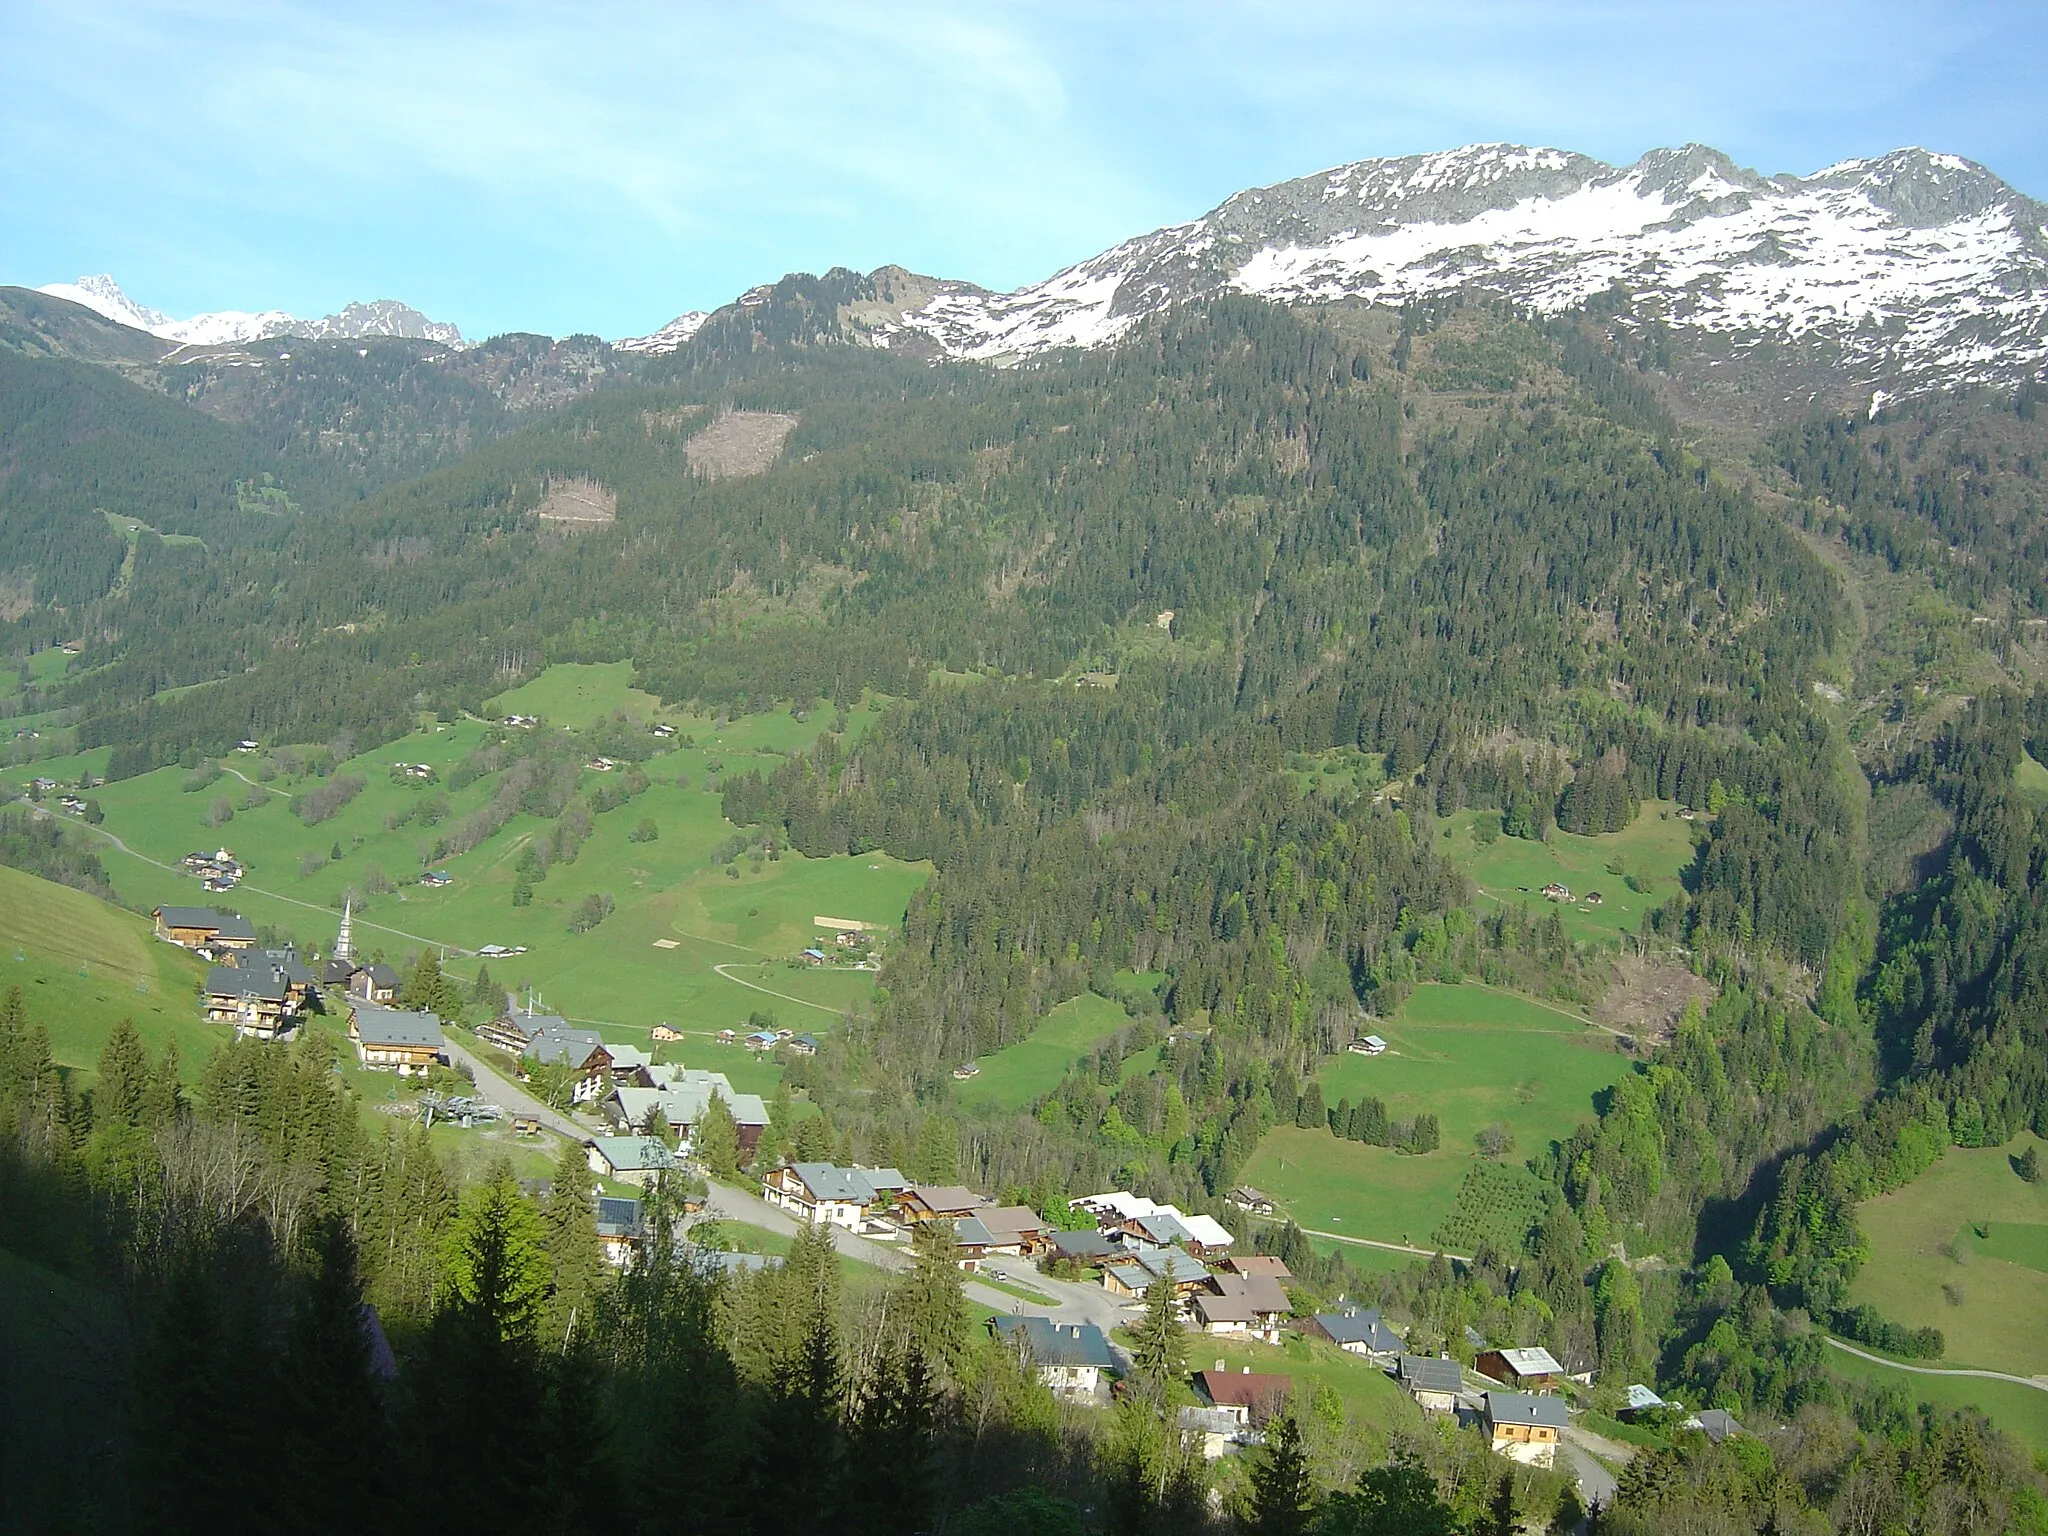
[3,0,2042,337]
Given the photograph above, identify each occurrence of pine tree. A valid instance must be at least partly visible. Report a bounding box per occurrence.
[1485,1475,1518,1536]
[791,1111,833,1162]
[470,962,500,1009]
[910,1113,959,1183]
[1245,1408,1315,1536]
[439,1171,552,1345]
[141,1037,183,1130]
[272,1217,391,1534]
[695,1091,741,1181]
[401,949,457,1018]
[540,1135,608,1349]
[1128,1275,1187,1402]
[1295,1079,1324,1131]
[1359,1096,1390,1146]
[900,1218,967,1383]
[761,1221,846,1531]
[94,1016,150,1130]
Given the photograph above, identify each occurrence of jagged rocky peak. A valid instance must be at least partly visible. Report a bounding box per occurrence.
[33,274,464,348]
[1800,147,2029,227]
[881,141,2048,392]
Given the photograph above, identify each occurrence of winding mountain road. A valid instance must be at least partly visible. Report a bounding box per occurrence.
[443,1033,1118,1327]
[35,802,470,955]
[711,962,848,1017]
[1824,1337,2048,1392]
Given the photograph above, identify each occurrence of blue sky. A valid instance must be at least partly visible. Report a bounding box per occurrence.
[4,1,2045,341]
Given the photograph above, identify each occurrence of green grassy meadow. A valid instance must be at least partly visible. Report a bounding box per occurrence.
[1437,801,1703,946]
[1848,1134,2048,1377]
[956,991,1131,1110]
[1183,1331,1422,1433]
[5,669,921,1065]
[0,864,215,1079]
[1240,983,1626,1249]
[2015,751,2048,812]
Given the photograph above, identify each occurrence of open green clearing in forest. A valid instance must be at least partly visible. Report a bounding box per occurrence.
[485,661,670,731]
[0,865,214,1080]
[1823,1344,2048,1454]
[1240,983,1625,1250]
[1437,801,1703,946]
[1848,1134,2048,1378]
[2015,751,2048,812]
[955,991,1131,1111]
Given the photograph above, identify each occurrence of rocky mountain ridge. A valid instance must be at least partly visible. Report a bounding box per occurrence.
[34,274,465,349]
[867,143,2048,396]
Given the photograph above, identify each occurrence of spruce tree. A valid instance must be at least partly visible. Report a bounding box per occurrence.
[1128,1274,1187,1402]
[439,1171,552,1345]
[540,1135,608,1348]
[1245,1408,1315,1536]
[94,1016,150,1129]
[900,1217,967,1383]
[695,1090,741,1181]
[911,1112,959,1183]
[1295,1079,1323,1131]
[272,1217,391,1534]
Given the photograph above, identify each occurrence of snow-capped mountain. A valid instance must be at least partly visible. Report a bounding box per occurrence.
[881,144,2048,390]
[611,310,710,354]
[35,275,465,348]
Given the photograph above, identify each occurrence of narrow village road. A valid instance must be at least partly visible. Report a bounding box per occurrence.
[1560,1439,1619,1513]
[441,1035,589,1141]
[1824,1337,2048,1391]
[710,962,847,1017]
[445,1033,1111,1329]
[696,1179,1033,1316]
[1295,1225,1470,1262]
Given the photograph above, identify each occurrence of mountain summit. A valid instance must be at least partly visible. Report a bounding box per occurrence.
[869,143,2048,391]
[35,274,465,349]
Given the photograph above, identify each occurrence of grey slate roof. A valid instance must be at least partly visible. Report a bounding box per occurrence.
[1135,1210,1194,1246]
[1134,1245,1210,1284]
[790,1162,887,1204]
[991,1315,1118,1370]
[1485,1391,1570,1429]
[206,965,288,1003]
[351,1005,444,1049]
[156,905,224,930]
[1397,1355,1464,1394]
[213,914,256,942]
[1051,1229,1123,1262]
[1314,1309,1404,1352]
[526,1024,606,1066]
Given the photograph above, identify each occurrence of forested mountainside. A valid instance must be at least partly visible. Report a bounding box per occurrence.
[5,253,2048,1535]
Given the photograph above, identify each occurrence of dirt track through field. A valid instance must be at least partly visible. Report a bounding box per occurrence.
[1825,1337,2048,1391]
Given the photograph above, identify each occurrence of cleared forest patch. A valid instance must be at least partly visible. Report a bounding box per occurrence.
[534,476,617,528]
[684,410,799,478]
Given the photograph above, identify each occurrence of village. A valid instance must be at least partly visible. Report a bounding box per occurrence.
[148,896,1716,1496]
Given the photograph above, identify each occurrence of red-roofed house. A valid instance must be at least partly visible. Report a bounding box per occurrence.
[1194,1368,1292,1425]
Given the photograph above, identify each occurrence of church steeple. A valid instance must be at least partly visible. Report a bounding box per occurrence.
[335,899,353,964]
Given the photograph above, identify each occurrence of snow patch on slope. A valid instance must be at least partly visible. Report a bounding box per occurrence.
[611,311,710,354]
[887,144,2048,391]
[34,275,465,348]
